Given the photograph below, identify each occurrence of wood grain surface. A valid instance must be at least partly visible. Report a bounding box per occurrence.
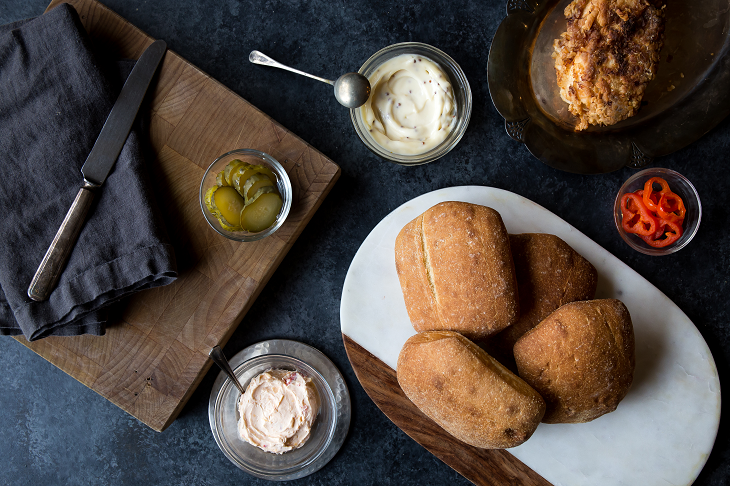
[13,0,340,432]
[342,334,553,486]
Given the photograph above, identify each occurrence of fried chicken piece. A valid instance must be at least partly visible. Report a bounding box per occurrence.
[553,0,665,131]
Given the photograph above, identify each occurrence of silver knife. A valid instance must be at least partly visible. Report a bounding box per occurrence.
[27,40,167,302]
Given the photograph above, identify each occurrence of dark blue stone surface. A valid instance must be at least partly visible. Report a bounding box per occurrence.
[1,1,728,484]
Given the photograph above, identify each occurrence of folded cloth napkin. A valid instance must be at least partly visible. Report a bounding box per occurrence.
[0,4,177,340]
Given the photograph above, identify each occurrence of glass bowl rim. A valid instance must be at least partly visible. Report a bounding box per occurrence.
[208,339,351,481]
[212,354,336,476]
[198,148,292,242]
[613,167,702,256]
[350,41,473,166]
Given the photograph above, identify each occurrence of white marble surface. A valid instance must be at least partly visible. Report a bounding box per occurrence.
[340,186,721,486]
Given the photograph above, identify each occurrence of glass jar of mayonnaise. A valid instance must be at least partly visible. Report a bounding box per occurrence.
[351,43,472,165]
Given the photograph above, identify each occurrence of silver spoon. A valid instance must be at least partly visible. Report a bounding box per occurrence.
[209,346,246,395]
[249,50,371,108]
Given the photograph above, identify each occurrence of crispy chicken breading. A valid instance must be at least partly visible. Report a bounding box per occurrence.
[553,0,665,131]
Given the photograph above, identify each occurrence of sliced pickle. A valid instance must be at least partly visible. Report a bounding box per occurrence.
[208,186,245,230]
[204,186,240,231]
[215,170,229,187]
[253,165,277,183]
[247,186,276,206]
[240,192,283,232]
[241,173,269,199]
[223,159,249,185]
[204,186,219,215]
[232,167,260,194]
[246,178,275,202]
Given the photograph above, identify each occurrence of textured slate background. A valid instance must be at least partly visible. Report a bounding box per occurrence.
[1,0,728,485]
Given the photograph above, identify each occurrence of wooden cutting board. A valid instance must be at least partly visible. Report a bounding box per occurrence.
[13,0,340,432]
[341,186,720,486]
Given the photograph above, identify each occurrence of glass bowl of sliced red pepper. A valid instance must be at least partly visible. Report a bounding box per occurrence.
[614,168,701,256]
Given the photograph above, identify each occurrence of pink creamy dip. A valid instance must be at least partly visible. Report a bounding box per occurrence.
[237,369,319,454]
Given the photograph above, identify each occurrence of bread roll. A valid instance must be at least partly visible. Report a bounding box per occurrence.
[488,233,598,363]
[514,299,635,423]
[397,331,545,449]
[395,201,519,339]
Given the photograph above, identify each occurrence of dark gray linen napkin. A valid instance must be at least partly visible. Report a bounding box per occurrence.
[0,4,177,340]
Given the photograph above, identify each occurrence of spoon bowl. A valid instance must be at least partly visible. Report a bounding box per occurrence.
[333,72,371,108]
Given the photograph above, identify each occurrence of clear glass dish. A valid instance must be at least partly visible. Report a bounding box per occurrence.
[614,168,701,256]
[350,42,472,165]
[199,149,292,242]
[208,340,350,480]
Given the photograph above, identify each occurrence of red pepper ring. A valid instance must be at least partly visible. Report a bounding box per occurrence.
[636,189,659,208]
[657,192,686,221]
[642,177,671,212]
[638,218,683,248]
[620,193,657,236]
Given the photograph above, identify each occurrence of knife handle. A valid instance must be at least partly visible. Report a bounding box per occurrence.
[27,182,98,302]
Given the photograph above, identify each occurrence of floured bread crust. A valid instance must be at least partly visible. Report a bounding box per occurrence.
[514,299,635,423]
[395,201,519,339]
[397,331,545,449]
[489,233,598,363]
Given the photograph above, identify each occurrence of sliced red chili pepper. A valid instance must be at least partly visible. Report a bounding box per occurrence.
[642,177,671,212]
[638,218,683,248]
[656,192,686,222]
[621,193,657,236]
[636,189,659,209]
[652,220,666,240]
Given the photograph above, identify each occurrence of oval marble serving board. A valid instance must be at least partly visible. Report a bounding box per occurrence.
[340,186,720,486]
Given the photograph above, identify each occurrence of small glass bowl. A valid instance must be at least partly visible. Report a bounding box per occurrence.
[614,168,701,256]
[208,340,350,481]
[350,42,472,165]
[199,149,292,242]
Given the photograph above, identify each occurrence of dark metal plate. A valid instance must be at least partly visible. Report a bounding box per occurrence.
[488,0,730,174]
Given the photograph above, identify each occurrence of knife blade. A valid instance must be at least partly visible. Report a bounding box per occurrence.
[27,40,167,302]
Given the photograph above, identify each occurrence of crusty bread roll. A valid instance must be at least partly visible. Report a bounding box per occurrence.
[397,331,545,449]
[514,299,635,423]
[395,201,519,340]
[487,234,598,365]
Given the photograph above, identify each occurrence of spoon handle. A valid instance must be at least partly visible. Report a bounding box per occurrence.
[209,346,247,395]
[249,50,334,86]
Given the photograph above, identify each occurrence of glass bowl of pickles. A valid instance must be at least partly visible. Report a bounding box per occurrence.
[199,149,292,242]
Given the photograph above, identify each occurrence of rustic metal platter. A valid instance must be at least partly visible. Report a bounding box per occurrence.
[488,0,730,174]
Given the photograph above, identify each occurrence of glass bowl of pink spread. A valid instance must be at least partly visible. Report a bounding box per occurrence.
[208,340,350,480]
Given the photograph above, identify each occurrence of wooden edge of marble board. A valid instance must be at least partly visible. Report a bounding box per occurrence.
[12,0,340,432]
[342,334,553,486]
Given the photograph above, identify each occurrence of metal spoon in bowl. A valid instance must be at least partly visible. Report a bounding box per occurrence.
[249,50,371,108]
[209,346,246,395]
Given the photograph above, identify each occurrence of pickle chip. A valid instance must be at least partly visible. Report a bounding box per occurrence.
[223,159,250,186]
[214,186,245,229]
[204,186,218,215]
[215,170,229,187]
[246,178,275,203]
[247,186,276,206]
[241,173,269,200]
[253,165,277,183]
[205,186,244,231]
[232,166,259,195]
[240,192,283,232]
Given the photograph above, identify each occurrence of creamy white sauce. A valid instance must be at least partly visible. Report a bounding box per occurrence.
[237,369,318,454]
[360,54,457,155]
